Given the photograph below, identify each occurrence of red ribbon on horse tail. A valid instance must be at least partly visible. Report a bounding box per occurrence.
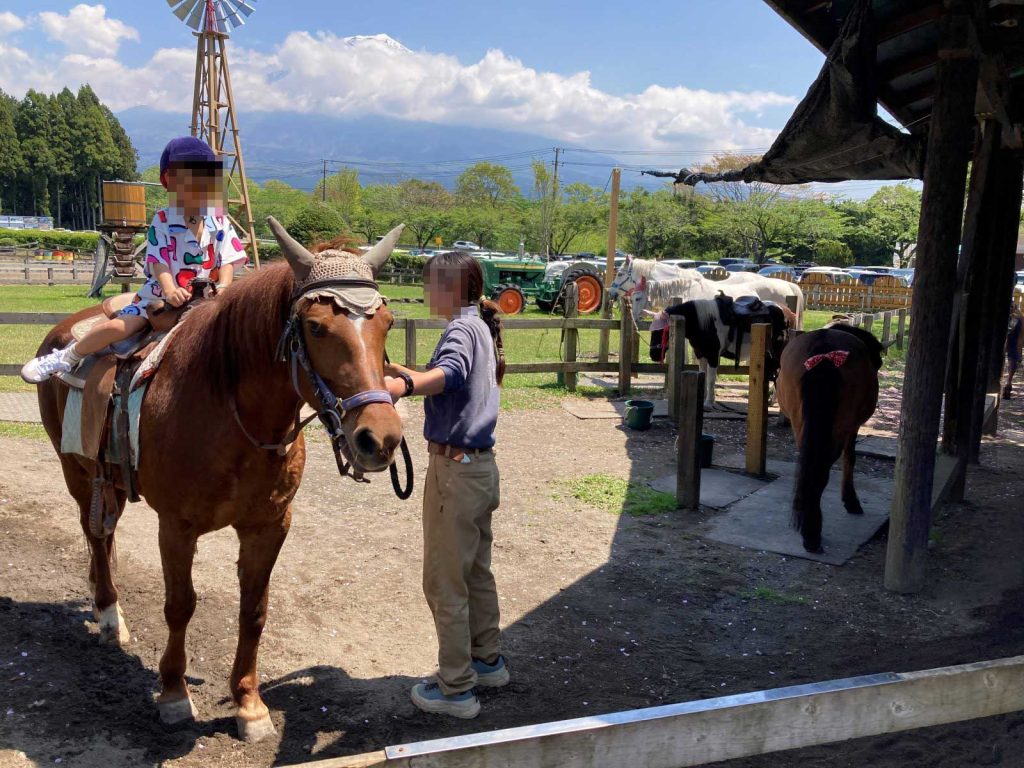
[804,350,850,371]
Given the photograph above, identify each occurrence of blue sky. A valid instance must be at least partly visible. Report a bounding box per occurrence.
[0,2,891,196]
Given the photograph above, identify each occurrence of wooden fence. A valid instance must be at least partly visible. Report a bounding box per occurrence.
[309,655,1024,768]
[799,281,914,312]
[0,258,99,285]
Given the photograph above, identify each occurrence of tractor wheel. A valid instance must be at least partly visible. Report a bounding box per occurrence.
[494,285,526,314]
[562,268,604,314]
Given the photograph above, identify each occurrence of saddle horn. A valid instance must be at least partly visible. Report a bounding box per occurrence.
[267,216,315,282]
[361,223,405,276]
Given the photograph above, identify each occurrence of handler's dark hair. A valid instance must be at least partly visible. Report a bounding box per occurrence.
[423,251,506,385]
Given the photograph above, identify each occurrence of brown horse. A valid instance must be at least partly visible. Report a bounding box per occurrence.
[776,324,887,554]
[35,218,405,741]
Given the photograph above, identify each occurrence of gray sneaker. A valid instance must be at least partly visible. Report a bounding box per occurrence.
[472,655,510,688]
[21,346,77,383]
[410,682,480,719]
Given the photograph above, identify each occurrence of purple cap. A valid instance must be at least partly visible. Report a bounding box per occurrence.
[159,136,220,174]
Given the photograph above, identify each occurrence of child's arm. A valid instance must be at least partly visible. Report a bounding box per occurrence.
[384,369,446,401]
[217,263,234,289]
[151,264,192,307]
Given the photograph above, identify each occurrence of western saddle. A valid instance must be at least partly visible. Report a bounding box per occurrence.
[714,293,790,381]
[60,279,216,538]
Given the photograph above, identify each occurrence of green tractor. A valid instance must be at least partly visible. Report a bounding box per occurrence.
[476,255,605,315]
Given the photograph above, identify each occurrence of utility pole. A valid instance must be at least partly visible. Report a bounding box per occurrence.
[322,160,328,202]
[544,147,561,260]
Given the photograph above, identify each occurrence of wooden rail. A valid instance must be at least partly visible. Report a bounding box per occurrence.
[306,655,1024,768]
[801,282,913,312]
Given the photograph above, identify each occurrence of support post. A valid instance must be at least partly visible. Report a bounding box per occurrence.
[405,319,417,370]
[897,308,907,350]
[598,168,621,364]
[617,298,632,397]
[885,9,978,594]
[666,315,687,420]
[563,283,579,393]
[942,120,998,457]
[677,371,704,510]
[881,311,892,346]
[745,323,770,477]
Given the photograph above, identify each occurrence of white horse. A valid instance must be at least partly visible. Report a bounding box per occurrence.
[610,256,804,409]
[608,256,805,326]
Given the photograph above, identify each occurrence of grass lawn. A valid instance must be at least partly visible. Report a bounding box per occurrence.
[0,283,905,401]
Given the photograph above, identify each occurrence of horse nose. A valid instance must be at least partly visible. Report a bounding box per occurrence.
[353,426,398,464]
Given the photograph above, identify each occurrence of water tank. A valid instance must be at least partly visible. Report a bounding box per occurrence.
[101,181,148,228]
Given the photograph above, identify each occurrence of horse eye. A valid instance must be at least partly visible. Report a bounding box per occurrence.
[307,320,325,337]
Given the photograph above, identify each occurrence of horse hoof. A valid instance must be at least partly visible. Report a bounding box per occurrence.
[158,696,198,725]
[803,543,824,555]
[845,504,864,516]
[237,712,277,743]
[97,603,130,646]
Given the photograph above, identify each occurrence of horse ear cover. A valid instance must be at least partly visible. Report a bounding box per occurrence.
[361,224,405,276]
[267,216,315,282]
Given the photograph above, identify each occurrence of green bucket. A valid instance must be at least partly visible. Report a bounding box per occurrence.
[623,399,655,431]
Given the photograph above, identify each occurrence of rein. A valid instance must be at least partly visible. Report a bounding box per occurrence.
[232,276,414,501]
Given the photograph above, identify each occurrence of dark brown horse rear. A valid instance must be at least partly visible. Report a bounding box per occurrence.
[776,325,885,553]
[35,220,405,741]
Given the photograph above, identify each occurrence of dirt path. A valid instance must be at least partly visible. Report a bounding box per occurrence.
[1,389,1023,767]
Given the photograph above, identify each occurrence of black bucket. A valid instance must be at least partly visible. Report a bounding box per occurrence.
[700,434,715,468]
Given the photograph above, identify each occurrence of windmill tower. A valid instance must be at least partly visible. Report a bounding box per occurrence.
[168,0,261,267]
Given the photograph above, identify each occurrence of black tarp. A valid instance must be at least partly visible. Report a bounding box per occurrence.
[648,0,925,186]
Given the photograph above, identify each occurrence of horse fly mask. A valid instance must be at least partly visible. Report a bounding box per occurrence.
[233,251,413,500]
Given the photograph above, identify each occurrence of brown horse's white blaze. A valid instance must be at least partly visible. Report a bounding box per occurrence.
[35,219,405,742]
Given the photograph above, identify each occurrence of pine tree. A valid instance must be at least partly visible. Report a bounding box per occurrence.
[15,90,57,216]
[0,90,26,215]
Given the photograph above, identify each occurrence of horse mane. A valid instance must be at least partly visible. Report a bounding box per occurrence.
[175,263,295,398]
[631,259,707,308]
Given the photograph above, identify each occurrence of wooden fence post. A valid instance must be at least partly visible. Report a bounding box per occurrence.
[897,308,907,350]
[881,311,892,345]
[617,299,632,396]
[666,315,687,420]
[677,370,705,510]
[405,318,417,370]
[863,314,874,334]
[46,267,54,285]
[563,283,579,392]
[745,323,770,476]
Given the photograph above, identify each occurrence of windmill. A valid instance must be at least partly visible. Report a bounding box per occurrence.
[168,0,261,267]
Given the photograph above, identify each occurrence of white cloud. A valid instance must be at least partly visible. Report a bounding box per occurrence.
[38,4,139,55]
[0,11,26,36]
[0,25,796,152]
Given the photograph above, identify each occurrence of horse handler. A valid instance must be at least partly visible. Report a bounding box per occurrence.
[384,251,509,719]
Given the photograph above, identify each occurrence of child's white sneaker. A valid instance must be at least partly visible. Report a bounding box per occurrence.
[21,346,78,383]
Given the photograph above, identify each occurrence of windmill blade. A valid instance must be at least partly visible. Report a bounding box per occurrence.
[169,0,202,27]
[224,0,257,20]
[184,0,207,31]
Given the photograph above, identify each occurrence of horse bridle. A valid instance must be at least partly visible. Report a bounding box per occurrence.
[232,276,413,500]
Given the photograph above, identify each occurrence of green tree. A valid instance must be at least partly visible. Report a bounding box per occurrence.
[858,184,921,267]
[397,179,453,248]
[15,90,57,216]
[448,206,503,249]
[286,201,345,247]
[249,179,308,237]
[550,182,607,255]
[314,167,361,220]
[455,162,519,208]
[0,91,25,214]
[620,189,693,259]
[74,85,121,228]
[140,165,169,220]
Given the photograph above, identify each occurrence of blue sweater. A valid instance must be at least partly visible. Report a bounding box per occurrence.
[424,305,500,449]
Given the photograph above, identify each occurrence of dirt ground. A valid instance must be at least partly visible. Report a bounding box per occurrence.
[1,377,1023,768]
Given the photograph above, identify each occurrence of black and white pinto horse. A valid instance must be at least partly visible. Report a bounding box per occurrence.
[650,295,790,409]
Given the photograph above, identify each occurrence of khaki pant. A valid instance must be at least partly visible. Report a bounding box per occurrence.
[422,450,501,694]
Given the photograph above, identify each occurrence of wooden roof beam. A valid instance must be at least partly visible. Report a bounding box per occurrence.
[880,51,940,80]
[879,4,945,42]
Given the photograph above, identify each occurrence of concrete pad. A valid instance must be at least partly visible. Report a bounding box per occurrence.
[649,469,768,509]
[856,435,899,460]
[581,373,664,391]
[704,462,892,566]
[562,398,669,420]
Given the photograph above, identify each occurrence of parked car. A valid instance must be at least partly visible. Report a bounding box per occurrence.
[758,265,796,279]
[725,261,760,273]
[661,259,699,269]
[453,240,481,250]
[843,268,887,286]
[1015,270,1023,287]
[696,264,729,280]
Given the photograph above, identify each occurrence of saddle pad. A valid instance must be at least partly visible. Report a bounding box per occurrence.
[131,323,183,392]
[60,354,117,461]
[113,382,149,470]
[70,314,105,342]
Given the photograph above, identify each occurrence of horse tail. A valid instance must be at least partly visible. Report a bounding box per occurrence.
[793,358,842,532]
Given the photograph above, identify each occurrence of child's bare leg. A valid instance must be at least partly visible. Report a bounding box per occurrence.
[75,315,149,356]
